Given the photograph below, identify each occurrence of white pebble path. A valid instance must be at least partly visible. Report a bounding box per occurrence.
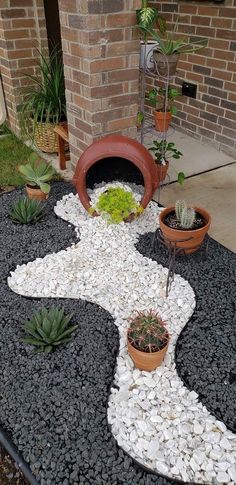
[8,183,236,484]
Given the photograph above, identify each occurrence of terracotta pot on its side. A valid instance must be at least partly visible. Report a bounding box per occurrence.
[127,338,169,372]
[154,111,172,132]
[26,184,49,201]
[156,161,169,183]
[159,206,211,255]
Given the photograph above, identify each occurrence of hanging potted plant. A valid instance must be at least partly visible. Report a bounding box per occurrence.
[143,19,207,77]
[159,200,211,254]
[20,46,67,153]
[149,140,185,184]
[147,86,180,132]
[18,154,56,200]
[136,0,165,70]
[127,309,169,372]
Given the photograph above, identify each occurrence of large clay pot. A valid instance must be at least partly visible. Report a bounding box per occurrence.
[159,206,211,255]
[127,338,169,372]
[156,161,169,182]
[73,135,159,215]
[26,184,49,201]
[154,111,172,132]
[153,52,179,77]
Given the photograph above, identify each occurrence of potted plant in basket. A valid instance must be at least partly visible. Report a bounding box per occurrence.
[149,140,185,184]
[127,309,169,371]
[20,46,67,153]
[144,19,208,77]
[136,0,166,70]
[18,154,56,200]
[147,86,180,132]
[159,200,211,254]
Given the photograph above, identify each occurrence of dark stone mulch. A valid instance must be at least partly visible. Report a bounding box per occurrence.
[137,231,236,433]
[0,182,184,485]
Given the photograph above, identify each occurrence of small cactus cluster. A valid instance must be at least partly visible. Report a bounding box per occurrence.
[175,200,195,229]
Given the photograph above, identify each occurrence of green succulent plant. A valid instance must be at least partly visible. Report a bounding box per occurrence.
[92,187,143,224]
[22,308,77,353]
[175,200,196,229]
[127,309,169,353]
[18,154,56,194]
[9,197,45,224]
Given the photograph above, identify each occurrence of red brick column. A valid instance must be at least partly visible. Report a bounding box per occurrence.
[58,0,141,169]
[0,0,47,133]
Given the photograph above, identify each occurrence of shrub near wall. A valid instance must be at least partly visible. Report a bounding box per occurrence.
[148,0,236,155]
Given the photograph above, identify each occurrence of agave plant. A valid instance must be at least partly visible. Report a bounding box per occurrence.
[127,309,169,353]
[22,308,77,353]
[18,155,56,194]
[9,197,45,224]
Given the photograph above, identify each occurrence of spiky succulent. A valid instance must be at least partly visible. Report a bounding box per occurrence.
[9,197,45,224]
[22,308,77,353]
[127,309,169,353]
[175,200,195,229]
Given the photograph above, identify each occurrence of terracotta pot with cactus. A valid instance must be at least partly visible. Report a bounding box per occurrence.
[127,309,169,371]
[159,200,211,254]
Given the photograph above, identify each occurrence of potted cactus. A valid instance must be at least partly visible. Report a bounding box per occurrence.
[159,200,211,254]
[127,309,169,371]
[18,155,56,200]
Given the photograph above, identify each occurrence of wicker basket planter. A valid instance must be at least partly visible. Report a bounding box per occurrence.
[34,121,68,154]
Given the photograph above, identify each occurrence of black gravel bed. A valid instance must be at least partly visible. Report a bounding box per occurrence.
[0,182,185,485]
[137,232,236,433]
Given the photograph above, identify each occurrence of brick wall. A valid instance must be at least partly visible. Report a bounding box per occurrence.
[58,0,141,169]
[147,0,236,155]
[0,0,47,134]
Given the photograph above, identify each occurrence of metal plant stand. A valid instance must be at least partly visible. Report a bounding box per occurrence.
[150,228,209,297]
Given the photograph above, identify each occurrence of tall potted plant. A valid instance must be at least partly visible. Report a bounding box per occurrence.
[127,310,169,372]
[149,140,184,184]
[147,86,180,132]
[136,0,165,70]
[20,46,67,153]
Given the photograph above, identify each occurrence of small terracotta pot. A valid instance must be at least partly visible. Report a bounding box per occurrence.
[127,338,169,372]
[154,111,172,132]
[26,184,49,201]
[159,206,211,255]
[153,52,179,77]
[156,161,169,183]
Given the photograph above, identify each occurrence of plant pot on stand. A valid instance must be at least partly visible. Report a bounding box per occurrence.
[153,51,179,77]
[154,110,172,132]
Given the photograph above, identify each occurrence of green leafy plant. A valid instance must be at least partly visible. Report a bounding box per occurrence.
[147,87,180,114]
[137,111,144,126]
[9,197,45,224]
[136,0,166,43]
[22,308,77,353]
[149,140,185,184]
[18,154,56,194]
[127,309,169,353]
[92,187,143,224]
[175,200,195,229]
[20,46,66,141]
[143,19,207,55]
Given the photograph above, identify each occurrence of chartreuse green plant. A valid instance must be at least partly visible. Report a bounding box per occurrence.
[175,200,195,229]
[22,308,77,353]
[127,309,168,353]
[18,153,56,194]
[9,197,45,224]
[92,187,143,224]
